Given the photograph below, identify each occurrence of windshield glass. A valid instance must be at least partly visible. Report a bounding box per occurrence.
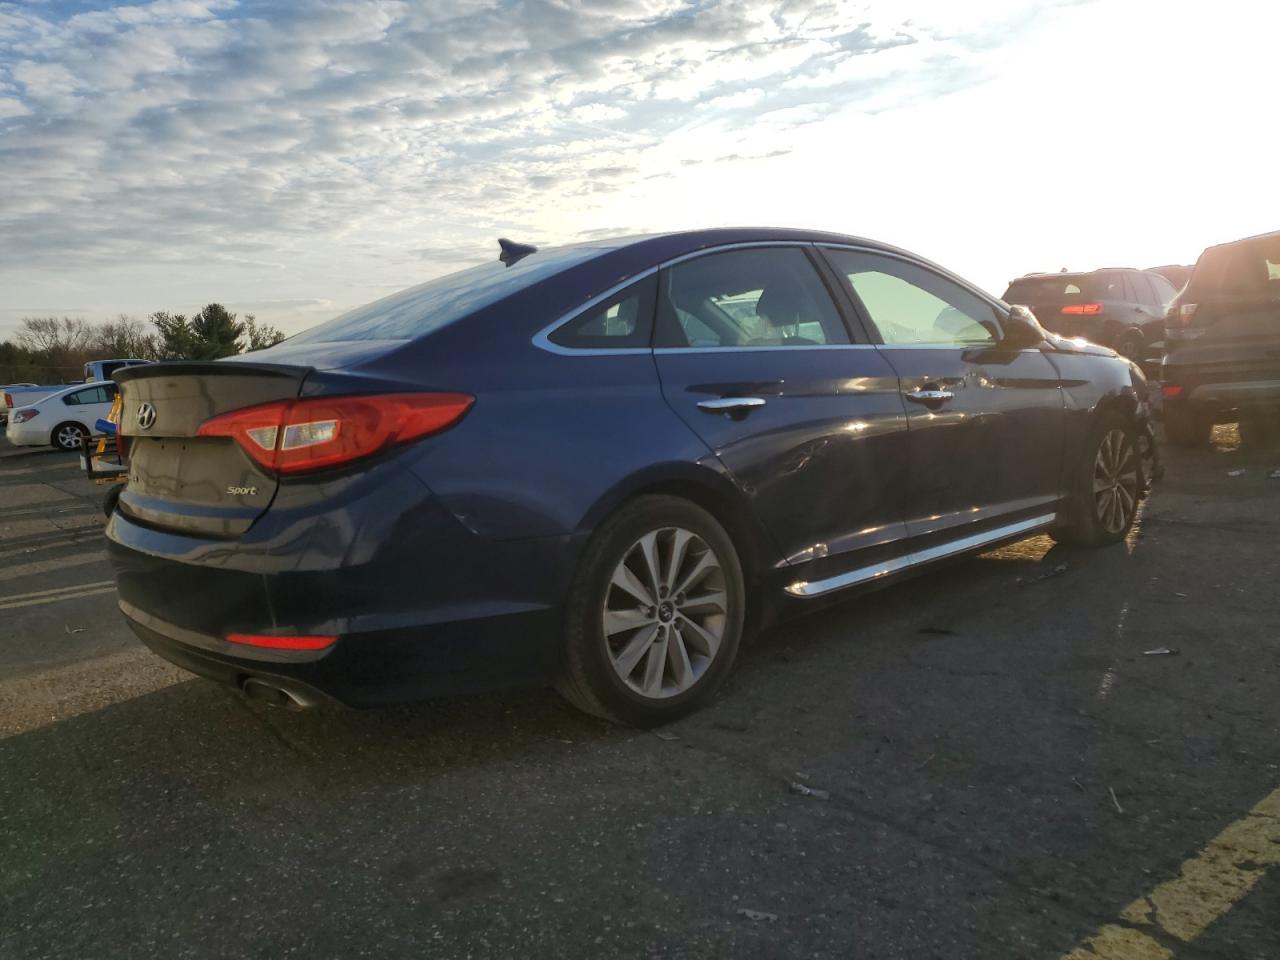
[288,244,612,344]
[1003,274,1120,304]
[1188,236,1280,299]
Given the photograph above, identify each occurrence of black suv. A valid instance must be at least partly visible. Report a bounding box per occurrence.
[1003,268,1178,361]
[1162,231,1280,447]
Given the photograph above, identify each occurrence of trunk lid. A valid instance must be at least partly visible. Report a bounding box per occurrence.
[115,362,310,538]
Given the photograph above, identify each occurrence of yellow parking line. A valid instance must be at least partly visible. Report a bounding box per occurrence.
[0,585,117,610]
[1061,785,1280,958]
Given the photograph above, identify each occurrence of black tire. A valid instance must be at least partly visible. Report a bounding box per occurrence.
[103,484,123,518]
[51,421,88,451]
[1114,330,1145,361]
[556,495,746,726]
[1238,413,1279,450]
[1163,405,1211,447]
[1051,412,1143,547]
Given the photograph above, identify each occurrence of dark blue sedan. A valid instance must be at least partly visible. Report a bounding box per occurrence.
[106,228,1157,725]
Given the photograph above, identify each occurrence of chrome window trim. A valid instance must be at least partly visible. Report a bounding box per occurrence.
[785,513,1056,598]
[532,240,833,356]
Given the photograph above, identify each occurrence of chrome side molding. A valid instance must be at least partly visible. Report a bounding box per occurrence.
[785,514,1057,598]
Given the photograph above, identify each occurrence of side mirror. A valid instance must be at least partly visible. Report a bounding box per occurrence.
[1001,304,1047,349]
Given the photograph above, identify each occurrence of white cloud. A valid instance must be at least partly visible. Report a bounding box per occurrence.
[0,0,1271,333]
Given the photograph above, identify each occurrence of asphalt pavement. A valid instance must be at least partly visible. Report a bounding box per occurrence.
[1,428,1277,959]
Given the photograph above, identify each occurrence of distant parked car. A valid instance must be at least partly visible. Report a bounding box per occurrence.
[1003,268,1178,360]
[5,382,120,450]
[0,383,39,425]
[84,358,149,382]
[1148,265,1193,290]
[1162,231,1280,447]
[3,384,61,423]
[105,228,1157,725]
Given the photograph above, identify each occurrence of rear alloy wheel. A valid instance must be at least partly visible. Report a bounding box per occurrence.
[1051,413,1142,546]
[52,422,88,451]
[557,496,744,726]
[1113,330,1145,361]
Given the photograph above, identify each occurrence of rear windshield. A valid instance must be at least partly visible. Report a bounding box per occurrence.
[1003,274,1122,304]
[288,244,610,344]
[1187,236,1280,300]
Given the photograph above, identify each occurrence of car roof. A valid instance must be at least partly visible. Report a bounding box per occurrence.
[32,382,112,403]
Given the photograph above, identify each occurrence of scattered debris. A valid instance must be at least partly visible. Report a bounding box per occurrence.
[737,908,778,922]
[63,625,84,635]
[1269,469,1280,480]
[1017,563,1069,584]
[789,781,830,801]
[915,754,937,771]
[1143,647,1179,656]
[1227,469,1245,477]
[1110,787,1124,815]
[653,729,680,742]
[1174,592,1188,598]
[1071,777,1085,793]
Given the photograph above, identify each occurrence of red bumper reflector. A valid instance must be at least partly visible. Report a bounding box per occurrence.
[226,632,338,651]
[1161,384,1184,399]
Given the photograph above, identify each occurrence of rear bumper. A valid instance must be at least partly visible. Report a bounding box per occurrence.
[5,420,45,446]
[106,460,577,706]
[1164,380,1280,420]
[121,599,561,707]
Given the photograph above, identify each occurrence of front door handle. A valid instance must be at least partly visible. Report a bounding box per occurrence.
[904,389,954,403]
[697,396,767,414]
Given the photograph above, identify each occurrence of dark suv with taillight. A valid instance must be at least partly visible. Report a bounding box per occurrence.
[1161,230,1280,447]
[1003,269,1177,362]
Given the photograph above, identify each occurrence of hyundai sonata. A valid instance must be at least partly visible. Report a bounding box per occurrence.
[107,229,1157,725]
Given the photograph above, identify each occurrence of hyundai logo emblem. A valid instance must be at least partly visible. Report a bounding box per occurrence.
[136,401,157,430]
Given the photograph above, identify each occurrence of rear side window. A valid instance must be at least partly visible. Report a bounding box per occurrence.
[549,275,656,349]
[1125,273,1156,306]
[655,247,849,348]
[288,244,610,344]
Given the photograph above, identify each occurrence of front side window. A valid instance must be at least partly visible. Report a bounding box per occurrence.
[655,247,849,348]
[824,249,999,347]
[1125,273,1156,307]
[549,275,656,349]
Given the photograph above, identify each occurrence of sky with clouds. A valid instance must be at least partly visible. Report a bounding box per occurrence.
[1,0,1277,339]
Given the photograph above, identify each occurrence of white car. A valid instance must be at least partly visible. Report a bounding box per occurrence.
[5,382,119,450]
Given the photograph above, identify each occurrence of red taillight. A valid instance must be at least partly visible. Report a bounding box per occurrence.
[3,393,12,409]
[1167,303,1198,328]
[226,632,337,651]
[12,409,39,423]
[1061,303,1103,316]
[197,392,474,474]
[1162,384,1184,398]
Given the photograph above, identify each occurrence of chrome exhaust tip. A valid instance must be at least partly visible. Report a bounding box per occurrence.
[241,677,311,709]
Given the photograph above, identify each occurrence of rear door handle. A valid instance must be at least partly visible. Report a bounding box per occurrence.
[697,397,767,413]
[904,389,954,403]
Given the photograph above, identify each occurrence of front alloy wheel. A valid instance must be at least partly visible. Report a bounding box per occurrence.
[1093,428,1139,535]
[1051,412,1143,546]
[54,423,87,450]
[557,495,745,726]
